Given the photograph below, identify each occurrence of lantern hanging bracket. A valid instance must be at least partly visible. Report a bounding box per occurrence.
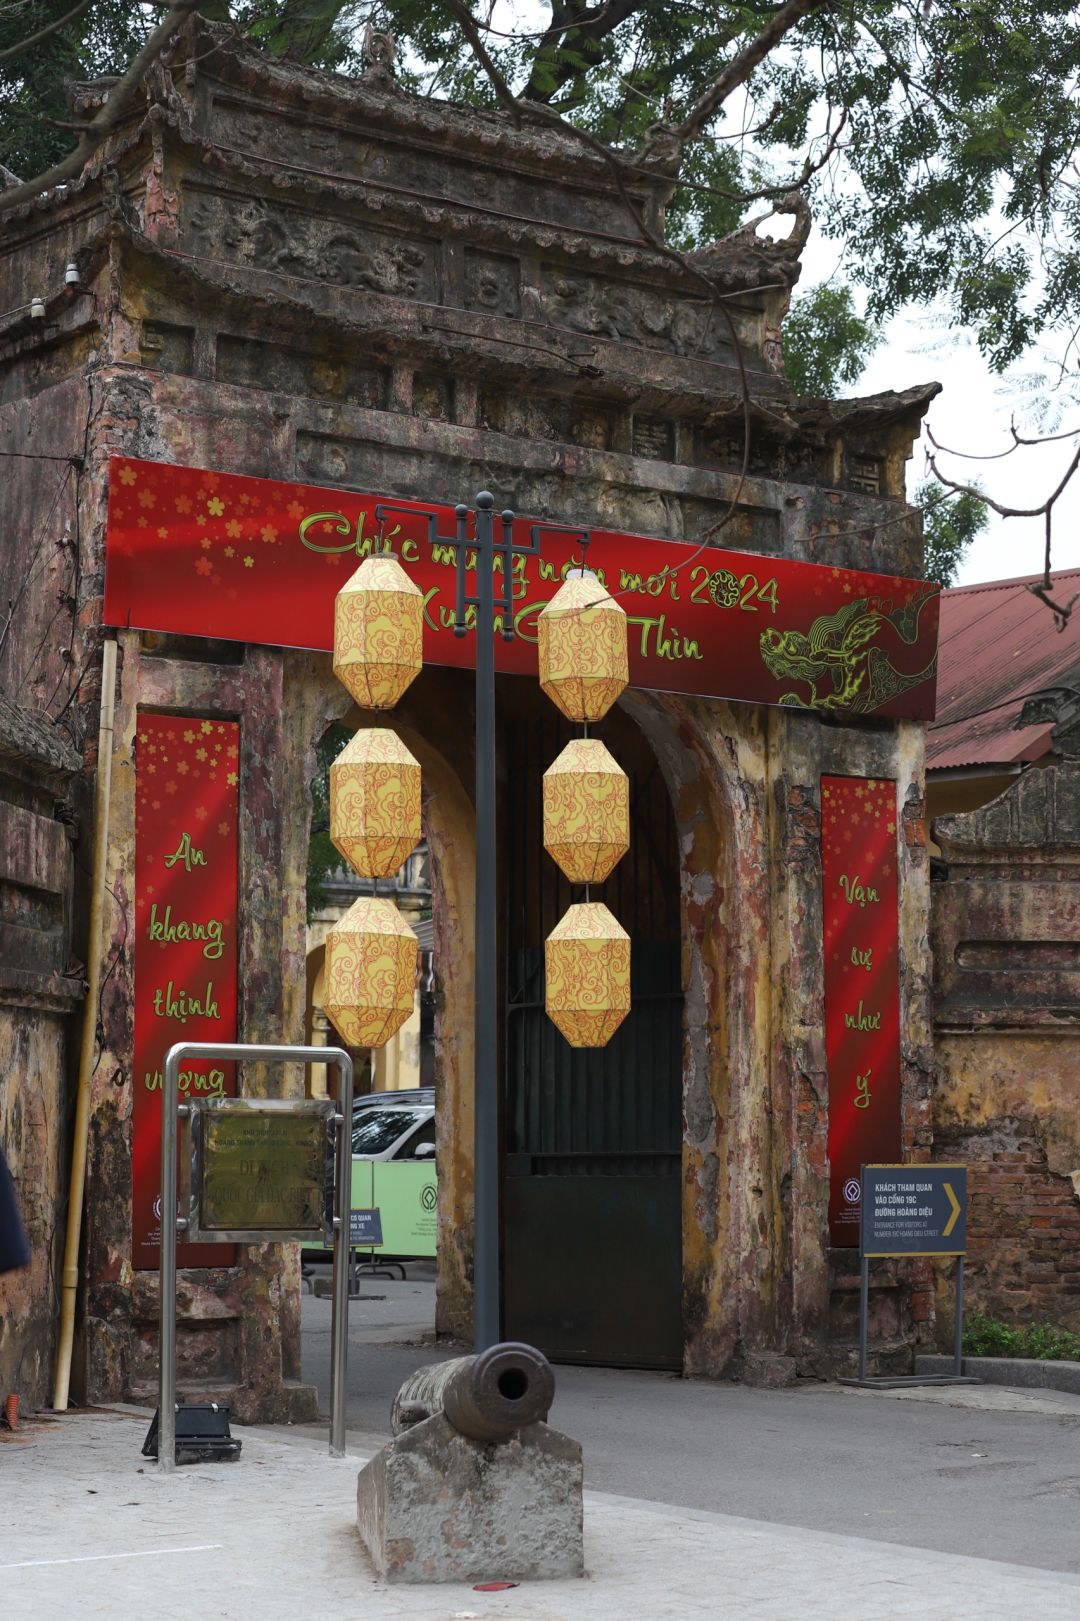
[374,499,591,646]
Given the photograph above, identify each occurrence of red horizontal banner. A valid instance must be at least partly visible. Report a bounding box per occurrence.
[132,712,240,1270]
[822,775,902,1247]
[104,457,939,720]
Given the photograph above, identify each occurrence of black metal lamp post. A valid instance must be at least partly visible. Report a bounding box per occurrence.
[375,491,587,1350]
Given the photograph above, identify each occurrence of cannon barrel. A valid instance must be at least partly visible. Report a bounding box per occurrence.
[390,1341,555,1443]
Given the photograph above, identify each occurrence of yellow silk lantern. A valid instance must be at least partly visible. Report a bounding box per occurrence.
[333,554,423,711]
[543,738,629,884]
[323,896,418,1049]
[537,571,628,723]
[330,729,421,880]
[545,901,630,1047]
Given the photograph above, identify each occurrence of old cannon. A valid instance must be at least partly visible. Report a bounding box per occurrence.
[390,1341,555,1442]
[356,1341,583,1584]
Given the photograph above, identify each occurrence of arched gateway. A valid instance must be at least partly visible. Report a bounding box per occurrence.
[0,19,940,1413]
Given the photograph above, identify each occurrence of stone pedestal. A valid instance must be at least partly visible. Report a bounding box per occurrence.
[356,1413,584,1583]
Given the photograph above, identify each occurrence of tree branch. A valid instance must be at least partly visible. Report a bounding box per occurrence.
[520,0,643,106]
[0,0,202,217]
[927,428,1080,627]
[0,0,95,65]
[663,0,831,150]
[439,0,521,121]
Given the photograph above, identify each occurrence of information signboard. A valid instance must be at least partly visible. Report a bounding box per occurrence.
[861,1164,967,1257]
[349,1208,384,1247]
[188,1098,336,1242]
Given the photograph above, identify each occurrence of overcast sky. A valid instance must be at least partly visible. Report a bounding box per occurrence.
[781,212,1080,593]
[473,4,1080,591]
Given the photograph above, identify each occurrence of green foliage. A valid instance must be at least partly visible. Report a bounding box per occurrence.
[307,722,350,921]
[914,479,989,587]
[5,2,1080,372]
[782,284,881,398]
[0,1,363,181]
[962,1312,1080,1362]
[0,2,148,181]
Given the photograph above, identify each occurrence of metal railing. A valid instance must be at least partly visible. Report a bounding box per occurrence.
[158,1041,354,1474]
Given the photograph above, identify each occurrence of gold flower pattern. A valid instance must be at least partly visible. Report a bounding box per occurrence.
[330,728,421,879]
[332,554,424,711]
[542,738,629,884]
[323,897,419,1049]
[545,901,631,1048]
[537,574,629,723]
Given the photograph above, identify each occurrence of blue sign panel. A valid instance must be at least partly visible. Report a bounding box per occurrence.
[861,1164,967,1257]
[349,1207,384,1247]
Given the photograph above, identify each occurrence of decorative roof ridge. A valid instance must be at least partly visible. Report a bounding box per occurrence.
[147,112,790,292]
[156,18,660,187]
[788,382,942,416]
[108,222,778,398]
[707,382,941,438]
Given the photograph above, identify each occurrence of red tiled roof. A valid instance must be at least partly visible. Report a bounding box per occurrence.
[927,567,1080,772]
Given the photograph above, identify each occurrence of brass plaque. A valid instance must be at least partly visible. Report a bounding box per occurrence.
[191,1102,334,1240]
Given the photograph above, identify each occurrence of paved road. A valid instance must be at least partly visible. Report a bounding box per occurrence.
[300,1273,1080,1576]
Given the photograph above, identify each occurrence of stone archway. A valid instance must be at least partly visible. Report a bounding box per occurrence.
[624,690,783,1377]
[282,654,478,1339]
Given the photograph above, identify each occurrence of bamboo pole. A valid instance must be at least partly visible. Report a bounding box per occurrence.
[53,636,117,1411]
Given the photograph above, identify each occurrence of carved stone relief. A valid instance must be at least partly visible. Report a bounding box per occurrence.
[212,100,370,176]
[413,373,452,422]
[464,250,519,319]
[538,267,737,361]
[479,390,615,451]
[633,415,675,461]
[216,333,388,409]
[208,97,639,238]
[294,427,739,541]
[182,189,438,302]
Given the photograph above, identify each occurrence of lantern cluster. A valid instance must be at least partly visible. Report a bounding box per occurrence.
[537,572,631,1047]
[324,556,423,1050]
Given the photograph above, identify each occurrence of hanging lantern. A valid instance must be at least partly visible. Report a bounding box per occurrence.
[330,728,421,879]
[543,738,629,884]
[537,571,628,723]
[545,902,630,1048]
[333,555,424,711]
[323,896,418,1049]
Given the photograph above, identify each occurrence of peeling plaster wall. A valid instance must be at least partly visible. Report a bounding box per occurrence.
[0,1009,69,1404]
[932,763,1080,1335]
[0,718,83,1409]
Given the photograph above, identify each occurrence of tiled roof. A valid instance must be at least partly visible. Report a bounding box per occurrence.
[927,567,1080,771]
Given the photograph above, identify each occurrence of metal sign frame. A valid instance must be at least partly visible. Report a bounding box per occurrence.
[841,1161,977,1391]
[158,1041,353,1474]
[187,1096,337,1243]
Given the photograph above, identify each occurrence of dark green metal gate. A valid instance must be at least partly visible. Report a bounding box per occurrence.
[502,699,684,1369]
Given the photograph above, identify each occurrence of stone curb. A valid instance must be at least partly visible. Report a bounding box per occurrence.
[915,1354,1080,1394]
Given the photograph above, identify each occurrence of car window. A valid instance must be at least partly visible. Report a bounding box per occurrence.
[394,1117,436,1160]
[351,1108,426,1156]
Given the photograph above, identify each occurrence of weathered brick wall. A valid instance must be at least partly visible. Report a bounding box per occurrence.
[932,764,1080,1338]
[933,1115,1080,1328]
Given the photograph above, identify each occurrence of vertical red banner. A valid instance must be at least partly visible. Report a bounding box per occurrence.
[822,776,902,1247]
[132,713,240,1269]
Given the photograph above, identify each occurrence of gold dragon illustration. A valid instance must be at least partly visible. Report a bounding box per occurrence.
[759,589,938,714]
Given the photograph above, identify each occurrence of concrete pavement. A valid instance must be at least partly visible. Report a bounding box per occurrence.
[300,1281,1080,1575]
[5,1407,1080,1621]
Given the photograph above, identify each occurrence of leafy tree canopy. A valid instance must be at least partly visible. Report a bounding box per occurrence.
[914,477,989,587]
[782,283,881,397]
[5,1,1080,377]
